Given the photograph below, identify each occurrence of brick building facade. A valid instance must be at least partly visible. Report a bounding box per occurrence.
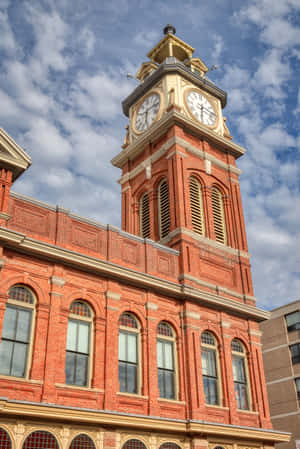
[0,26,289,449]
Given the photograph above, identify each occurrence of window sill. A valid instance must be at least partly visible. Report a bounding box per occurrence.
[55,383,104,393]
[0,374,43,384]
[237,409,259,414]
[117,392,148,399]
[158,398,186,405]
[205,404,229,410]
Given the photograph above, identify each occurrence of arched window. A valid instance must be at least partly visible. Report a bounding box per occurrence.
[157,321,176,399]
[158,180,170,239]
[201,331,220,405]
[160,443,181,449]
[0,284,35,378]
[122,440,147,449]
[0,428,11,449]
[189,176,205,235]
[231,339,250,410]
[65,301,92,387]
[119,312,140,394]
[69,434,95,449]
[211,187,227,244]
[139,193,150,238]
[22,431,58,449]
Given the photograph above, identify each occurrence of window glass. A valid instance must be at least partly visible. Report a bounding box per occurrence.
[2,307,17,340]
[232,356,246,382]
[296,378,300,399]
[201,332,219,405]
[290,343,300,364]
[127,333,137,363]
[286,311,300,331]
[65,302,91,387]
[159,443,181,449]
[118,313,139,394]
[157,322,176,399]
[66,320,77,351]
[69,434,95,449]
[231,340,249,410]
[0,303,32,378]
[22,431,58,449]
[122,440,146,449]
[0,428,12,449]
[77,322,89,354]
[15,309,31,342]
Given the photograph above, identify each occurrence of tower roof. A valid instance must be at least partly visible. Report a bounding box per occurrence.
[147,26,195,64]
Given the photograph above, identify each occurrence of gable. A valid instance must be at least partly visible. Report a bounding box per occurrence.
[0,128,31,181]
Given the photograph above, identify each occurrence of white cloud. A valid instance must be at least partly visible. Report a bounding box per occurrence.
[254,49,291,90]
[25,4,70,77]
[70,71,132,120]
[212,34,223,62]
[77,27,96,57]
[21,118,73,166]
[133,30,160,47]
[0,10,17,53]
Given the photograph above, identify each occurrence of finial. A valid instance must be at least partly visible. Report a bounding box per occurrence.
[163,24,176,35]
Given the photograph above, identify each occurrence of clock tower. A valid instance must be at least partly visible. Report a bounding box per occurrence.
[112,25,254,309]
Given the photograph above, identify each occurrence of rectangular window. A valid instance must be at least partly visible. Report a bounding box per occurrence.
[296,378,300,400]
[0,306,32,377]
[201,348,218,405]
[65,319,90,386]
[118,331,137,393]
[290,343,300,365]
[285,311,300,331]
[232,355,249,410]
[157,339,175,399]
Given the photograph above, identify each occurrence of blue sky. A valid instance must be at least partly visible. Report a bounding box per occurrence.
[0,0,300,310]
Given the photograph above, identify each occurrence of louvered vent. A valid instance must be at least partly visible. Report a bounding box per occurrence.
[189,176,205,235]
[158,180,170,239]
[139,193,150,238]
[212,187,226,244]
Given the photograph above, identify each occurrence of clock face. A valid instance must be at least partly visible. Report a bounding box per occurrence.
[135,93,160,132]
[186,91,217,126]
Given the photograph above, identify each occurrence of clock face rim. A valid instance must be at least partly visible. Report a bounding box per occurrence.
[185,88,218,128]
[133,91,162,134]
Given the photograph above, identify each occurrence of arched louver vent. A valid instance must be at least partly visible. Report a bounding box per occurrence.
[211,187,226,244]
[189,176,205,235]
[158,180,170,239]
[139,193,150,238]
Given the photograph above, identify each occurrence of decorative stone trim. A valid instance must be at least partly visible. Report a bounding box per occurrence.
[221,321,231,328]
[106,290,121,301]
[249,329,262,337]
[179,273,256,303]
[0,397,290,442]
[117,134,242,185]
[146,302,158,310]
[162,227,250,259]
[166,150,187,159]
[0,212,11,221]
[180,311,201,320]
[50,276,66,287]
[0,227,268,322]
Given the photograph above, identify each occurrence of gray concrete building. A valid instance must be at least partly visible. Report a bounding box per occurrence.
[260,300,300,449]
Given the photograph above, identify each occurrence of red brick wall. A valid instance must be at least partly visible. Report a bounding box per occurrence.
[0,248,271,429]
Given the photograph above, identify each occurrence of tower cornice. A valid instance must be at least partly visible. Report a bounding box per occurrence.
[112,108,245,168]
[122,58,227,117]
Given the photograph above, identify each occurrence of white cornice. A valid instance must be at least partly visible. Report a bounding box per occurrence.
[111,109,246,168]
[0,227,268,321]
[0,397,290,443]
[117,135,241,186]
[161,227,250,259]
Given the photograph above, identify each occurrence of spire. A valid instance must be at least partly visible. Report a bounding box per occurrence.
[163,24,176,35]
